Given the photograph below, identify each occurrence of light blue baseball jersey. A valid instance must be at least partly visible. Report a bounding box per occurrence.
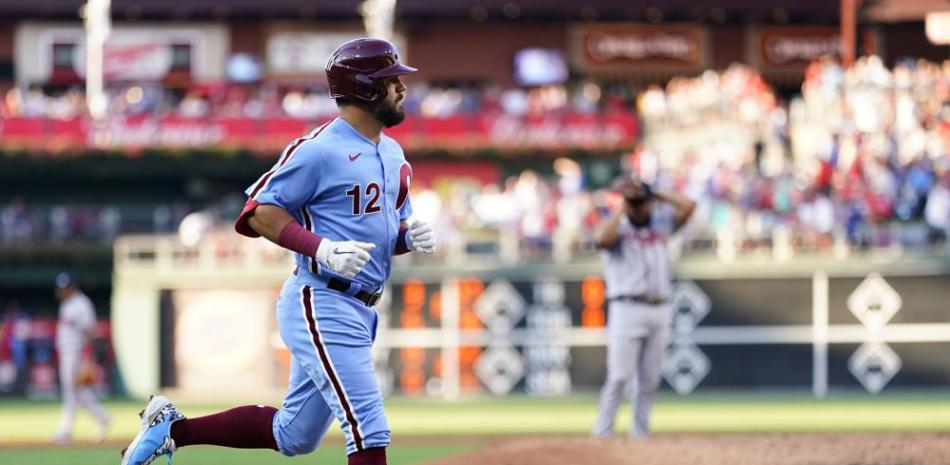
[239,117,413,289]
[234,117,408,456]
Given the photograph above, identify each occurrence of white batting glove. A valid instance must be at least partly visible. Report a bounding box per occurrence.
[407,220,436,254]
[315,239,375,278]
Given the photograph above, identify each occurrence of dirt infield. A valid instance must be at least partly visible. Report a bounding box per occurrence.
[423,433,950,465]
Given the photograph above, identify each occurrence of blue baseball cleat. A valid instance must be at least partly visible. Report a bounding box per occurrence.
[120,395,185,465]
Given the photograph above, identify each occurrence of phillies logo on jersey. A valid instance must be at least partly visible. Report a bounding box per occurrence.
[396,162,411,211]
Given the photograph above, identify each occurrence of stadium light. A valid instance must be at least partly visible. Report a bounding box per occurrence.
[83,0,111,122]
[926,11,950,45]
[360,0,397,41]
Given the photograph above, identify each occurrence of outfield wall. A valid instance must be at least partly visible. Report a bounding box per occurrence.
[112,235,950,400]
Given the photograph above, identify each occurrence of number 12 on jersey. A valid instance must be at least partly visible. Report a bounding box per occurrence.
[346,183,382,215]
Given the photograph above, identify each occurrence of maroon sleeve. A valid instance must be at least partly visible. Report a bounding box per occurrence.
[394,224,411,255]
[234,199,262,238]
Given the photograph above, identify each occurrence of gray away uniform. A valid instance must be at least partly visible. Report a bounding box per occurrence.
[591,216,673,438]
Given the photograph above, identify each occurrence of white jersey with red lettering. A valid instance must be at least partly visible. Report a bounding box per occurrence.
[601,216,673,301]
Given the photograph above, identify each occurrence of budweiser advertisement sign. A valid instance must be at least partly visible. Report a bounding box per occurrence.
[756,26,841,68]
[571,24,707,71]
[754,26,880,70]
[89,117,227,148]
[485,115,635,150]
[0,113,637,153]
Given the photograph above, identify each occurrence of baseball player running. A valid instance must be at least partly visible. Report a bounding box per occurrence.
[591,176,695,438]
[120,38,435,465]
[52,272,110,443]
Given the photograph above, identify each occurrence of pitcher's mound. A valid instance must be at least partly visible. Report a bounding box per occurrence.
[423,433,950,465]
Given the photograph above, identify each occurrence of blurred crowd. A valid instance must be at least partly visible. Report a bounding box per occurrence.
[631,58,950,254]
[408,159,607,262]
[0,301,113,396]
[405,81,630,118]
[792,56,950,239]
[0,302,56,395]
[1,81,632,120]
[2,56,948,258]
[404,58,950,259]
[0,197,196,245]
[637,63,778,133]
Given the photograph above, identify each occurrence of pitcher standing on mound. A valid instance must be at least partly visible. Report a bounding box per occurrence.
[591,176,695,438]
[120,38,435,465]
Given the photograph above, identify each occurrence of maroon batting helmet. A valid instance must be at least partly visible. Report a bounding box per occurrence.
[326,38,417,103]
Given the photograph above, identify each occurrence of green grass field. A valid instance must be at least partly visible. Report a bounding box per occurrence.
[3,392,950,465]
[0,444,474,465]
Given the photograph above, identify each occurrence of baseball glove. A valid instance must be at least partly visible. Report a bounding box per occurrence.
[75,361,97,387]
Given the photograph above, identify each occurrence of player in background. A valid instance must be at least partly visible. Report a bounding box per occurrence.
[52,273,110,444]
[119,38,435,465]
[591,176,695,438]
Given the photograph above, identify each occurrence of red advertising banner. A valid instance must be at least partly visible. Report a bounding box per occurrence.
[0,113,637,154]
[570,24,707,72]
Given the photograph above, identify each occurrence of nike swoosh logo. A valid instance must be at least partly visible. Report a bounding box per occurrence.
[333,248,355,255]
[348,152,362,161]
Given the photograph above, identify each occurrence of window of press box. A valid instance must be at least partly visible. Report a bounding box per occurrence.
[171,43,192,71]
[52,43,76,70]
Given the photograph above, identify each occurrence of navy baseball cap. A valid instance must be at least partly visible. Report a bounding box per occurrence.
[55,273,76,289]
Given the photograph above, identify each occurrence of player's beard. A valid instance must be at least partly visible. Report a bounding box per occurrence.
[627,198,652,228]
[628,212,651,228]
[374,101,406,128]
